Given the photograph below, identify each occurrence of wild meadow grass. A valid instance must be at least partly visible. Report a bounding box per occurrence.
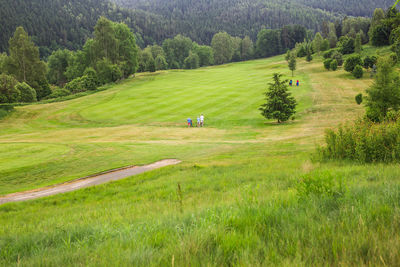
[1,49,399,265]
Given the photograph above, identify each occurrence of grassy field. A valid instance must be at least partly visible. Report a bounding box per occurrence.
[1,50,400,266]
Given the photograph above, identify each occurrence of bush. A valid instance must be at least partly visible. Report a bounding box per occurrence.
[331,51,343,66]
[0,103,14,112]
[317,118,400,163]
[355,93,363,105]
[389,53,398,64]
[84,68,99,86]
[111,65,123,82]
[296,171,345,198]
[0,74,20,103]
[352,65,363,78]
[330,59,338,71]
[344,55,363,72]
[323,59,332,70]
[46,88,71,99]
[65,75,97,94]
[322,50,334,59]
[15,82,36,102]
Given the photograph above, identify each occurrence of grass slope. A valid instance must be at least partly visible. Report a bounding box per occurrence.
[1,51,400,265]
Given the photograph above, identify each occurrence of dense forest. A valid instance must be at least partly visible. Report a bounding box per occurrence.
[0,0,394,58]
[112,0,394,42]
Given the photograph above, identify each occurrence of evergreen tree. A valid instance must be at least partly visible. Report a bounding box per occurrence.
[328,23,338,48]
[288,53,296,76]
[344,54,363,72]
[352,65,363,78]
[355,33,362,53]
[366,56,400,121]
[312,32,323,54]
[259,73,297,123]
[320,39,330,51]
[306,45,313,62]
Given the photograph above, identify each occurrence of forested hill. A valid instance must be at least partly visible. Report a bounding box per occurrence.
[112,0,394,44]
[0,0,394,57]
[0,0,167,57]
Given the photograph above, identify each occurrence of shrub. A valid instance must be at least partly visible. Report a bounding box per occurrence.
[15,82,36,102]
[46,88,71,99]
[323,59,332,70]
[84,68,99,86]
[111,65,123,82]
[389,53,398,64]
[0,74,20,103]
[318,118,400,163]
[352,65,363,78]
[344,55,363,72]
[296,171,345,198]
[330,59,338,71]
[0,103,14,112]
[331,51,343,66]
[0,104,14,119]
[65,75,97,94]
[323,50,334,59]
[355,93,363,105]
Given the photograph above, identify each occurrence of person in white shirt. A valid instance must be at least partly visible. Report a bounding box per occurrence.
[200,114,204,127]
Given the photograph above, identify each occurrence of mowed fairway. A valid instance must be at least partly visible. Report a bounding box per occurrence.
[1,55,400,266]
[0,56,311,195]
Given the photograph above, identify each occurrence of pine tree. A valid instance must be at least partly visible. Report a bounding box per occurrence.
[306,44,313,62]
[366,56,400,121]
[355,33,362,53]
[288,53,296,76]
[259,73,297,123]
[312,32,323,55]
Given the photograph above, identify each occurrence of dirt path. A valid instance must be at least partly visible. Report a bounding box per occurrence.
[0,159,181,205]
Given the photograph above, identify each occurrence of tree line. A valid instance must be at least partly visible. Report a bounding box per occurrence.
[0,17,138,103]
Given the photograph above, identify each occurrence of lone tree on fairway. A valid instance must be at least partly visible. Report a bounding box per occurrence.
[288,53,296,76]
[259,73,297,123]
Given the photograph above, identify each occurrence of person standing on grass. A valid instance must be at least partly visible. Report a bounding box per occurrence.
[197,116,200,127]
[296,80,299,86]
[187,118,192,127]
[289,80,293,86]
[200,114,204,127]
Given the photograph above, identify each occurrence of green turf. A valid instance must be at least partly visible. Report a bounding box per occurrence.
[1,49,400,266]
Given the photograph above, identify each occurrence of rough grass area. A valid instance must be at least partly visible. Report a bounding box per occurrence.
[1,48,399,265]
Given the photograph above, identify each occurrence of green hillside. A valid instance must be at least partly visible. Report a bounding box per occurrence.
[2,49,400,265]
